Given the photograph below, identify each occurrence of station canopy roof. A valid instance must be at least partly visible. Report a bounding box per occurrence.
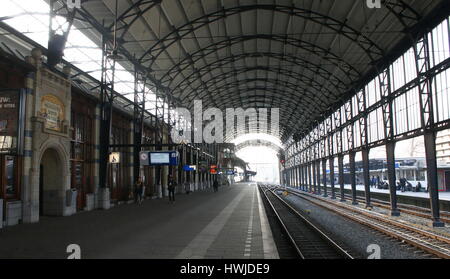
[3,0,449,143]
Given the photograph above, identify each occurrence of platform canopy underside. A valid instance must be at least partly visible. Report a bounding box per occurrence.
[76,0,447,142]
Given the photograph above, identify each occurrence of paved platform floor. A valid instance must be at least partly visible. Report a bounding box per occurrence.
[0,182,278,259]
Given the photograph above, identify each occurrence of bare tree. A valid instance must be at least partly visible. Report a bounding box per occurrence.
[407,137,425,157]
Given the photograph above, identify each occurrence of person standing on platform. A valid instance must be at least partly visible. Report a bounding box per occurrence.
[213,178,219,193]
[135,178,143,205]
[400,178,407,192]
[168,175,177,203]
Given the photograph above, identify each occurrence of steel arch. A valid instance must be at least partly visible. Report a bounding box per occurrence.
[179,67,339,105]
[235,139,283,153]
[184,77,331,112]
[197,89,320,126]
[170,51,350,101]
[160,35,360,87]
[138,4,384,66]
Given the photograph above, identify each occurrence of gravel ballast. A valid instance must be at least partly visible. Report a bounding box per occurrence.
[280,192,433,259]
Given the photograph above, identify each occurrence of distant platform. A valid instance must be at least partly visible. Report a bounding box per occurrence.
[337,184,450,201]
[287,184,450,212]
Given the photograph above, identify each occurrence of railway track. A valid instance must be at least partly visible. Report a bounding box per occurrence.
[259,185,354,259]
[283,188,450,259]
[313,188,450,223]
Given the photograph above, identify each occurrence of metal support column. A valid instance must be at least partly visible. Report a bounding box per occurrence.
[338,155,345,202]
[99,27,118,190]
[379,64,400,216]
[362,149,372,208]
[329,158,336,199]
[358,87,371,208]
[133,69,146,186]
[286,169,289,186]
[327,116,335,199]
[424,132,444,227]
[335,107,345,202]
[293,167,297,189]
[306,165,309,192]
[312,161,317,194]
[305,165,309,192]
[293,167,296,188]
[386,142,400,216]
[316,160,322,195]
[302,164,308,191]
[322,158,328,197]
[300,165,304,191]
[349,152,358,205]
[295,167,299,189]
[414,34,444,227]
[291,168,295,187]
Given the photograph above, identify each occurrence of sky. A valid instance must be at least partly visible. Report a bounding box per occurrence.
[236,146,280,184]
[232,133,281,183]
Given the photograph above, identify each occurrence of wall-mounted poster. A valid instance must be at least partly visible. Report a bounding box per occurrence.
[40,95,65,132]
[0,89,25,155]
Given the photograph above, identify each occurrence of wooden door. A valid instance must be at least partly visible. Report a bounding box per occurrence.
[72,161,85,210]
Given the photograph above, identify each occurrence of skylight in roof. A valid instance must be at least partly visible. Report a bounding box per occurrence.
[0,0,164,118]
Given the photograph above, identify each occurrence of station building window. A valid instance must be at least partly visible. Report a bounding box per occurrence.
[70,93,96,210]
[0,58,27,205]
[109,112,131,202]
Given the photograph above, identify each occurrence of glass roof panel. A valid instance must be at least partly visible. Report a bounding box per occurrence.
[0,0,161,115]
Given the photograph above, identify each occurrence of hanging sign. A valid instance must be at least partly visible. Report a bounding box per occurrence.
[210,164,218,175]
[109,152,120,164]
[183,165,196,172]
[140,151,179,166]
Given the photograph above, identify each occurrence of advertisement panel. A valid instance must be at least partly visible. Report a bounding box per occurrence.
[40,95,65,132]
[0,89,25,155]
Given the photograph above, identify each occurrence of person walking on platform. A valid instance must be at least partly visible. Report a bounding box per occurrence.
[400,178,407,192]
[415,182,422,193]
[168,175,177,203]
[184,181,191,195]
[134,178,143,205]
[213,178,219,193]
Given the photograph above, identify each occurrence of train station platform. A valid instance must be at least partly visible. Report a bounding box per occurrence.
[330,184,450,201]
[290,184,450,212]
[0,183,279,259]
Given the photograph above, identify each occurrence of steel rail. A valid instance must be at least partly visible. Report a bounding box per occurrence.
[259,185,354,259]
[286,189,450,259]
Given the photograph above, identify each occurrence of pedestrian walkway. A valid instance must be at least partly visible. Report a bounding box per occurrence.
[0,183,278,259]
